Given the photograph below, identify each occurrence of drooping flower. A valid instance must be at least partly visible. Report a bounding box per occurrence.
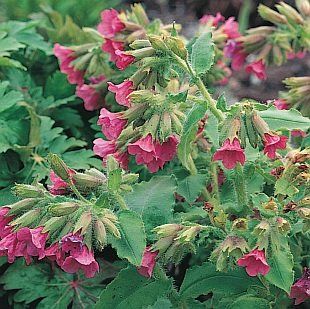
[213,138,245,169]
[137,247,158,278]
[263,133,288,159]
[48,169,76,195]
[289,268,310,305]
[0,232,18,263]
[274,98,289,110]
[114,50,135,70]
[76,84,103,111]
[245,59,267,80]
[108,80,133,107]
[200,12,225,27]
[93,138,117,159]
[0,207,13,238]
[223,40,247,71]
[97,108,127,140]
[114,151,130,170]
[222,17,240,39]
[102,39,124,62]
[237,249,270,277]
[53,44,84,85]
[155,135,179,163]
[97,9,125,38]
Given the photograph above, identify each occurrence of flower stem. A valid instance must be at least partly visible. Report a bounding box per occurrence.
[69,180,89,204]
[211,162,220,203]
[233,163,248,209]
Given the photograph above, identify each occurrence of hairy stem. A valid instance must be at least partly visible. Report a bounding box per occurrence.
[233,163,248,209]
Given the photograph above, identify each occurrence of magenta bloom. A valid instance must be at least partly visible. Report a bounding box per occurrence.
[200,12,225,27]
[263,133,288,159]
[0,232,18,263]
[289,268,310,305]
[0,207,13,238]
[114,50,135,70]
[76,84,102,111]
[213,138,245,169]
[107,80,133,107]
[93,138,117,159]
[273,98,289,110]
[222,17,240,39]
[237,249,270,277]
[102,39,124,62]
[224,41,247,71]
[48,169,75,195]
[114,151,129,170]
[137,247,158,278]
[287,51,306,60]
[53,44,84,85]
[97,108,126,140]
[291,130,306,138]
[245,59,267,80]
[97,9,125,38]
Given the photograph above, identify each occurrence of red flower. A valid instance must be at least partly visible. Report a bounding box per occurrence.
[107,80,133,107]
[137,247,158,278]
[263,133,288,159]
[53,44,84,85]
[97,9,125,38]
[213,138,245,169]
[274,98,289,110]
[48,169,75,195]
[76,84,103,111]
[237,249,270,277]
[291,130,306,138]
[200,12,225,27]
[287,51,306,60]
[102,39,124,62]
[222,17,240,39]
[245,59,267,80]
[289,268,310,305]
[114,50,135,70]
[97,108,126,140]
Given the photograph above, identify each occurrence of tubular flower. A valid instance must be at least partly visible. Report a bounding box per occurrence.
[114,50,135,70]
[48,169,76,195]
[0,207,13,239]
[263,133,288,159]
[107,80,134,107]
[245,59,267,80]
[76,84,102,111]
[221,17,241,39]
[289,268,310,305]
[213,138,245,169]
[200,12,225,27]
[274,98,289,110]
[137,247,158,278]
[237,249,270,277]
[97,9,125,38]
[102,39,124,62]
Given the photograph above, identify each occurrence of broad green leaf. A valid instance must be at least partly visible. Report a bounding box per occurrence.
[191,31,215,75]
[265,233,294,293]
[109,210,146,265]
[147,297,172,309]
[274,177,298,197]
[0,81,23,113]
[176,174,207,203]
[178,104,207,174]
[259,107,310,131]
[179,262,261,300]
[228,295,270,309]
[95,266,172,309]
[125,176,176,236]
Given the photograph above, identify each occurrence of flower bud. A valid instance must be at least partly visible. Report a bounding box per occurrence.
[122,173,139,184]
[232,218,248,231]
[94,219,107,249]
[130,40,151,50]
[276,217,290,233]
[71,53,93,71]
[73,173,104,189]
[107,155,120,172]
[170,112,183,135]
[42,216,67,233]
[258,4,287,24]
[152,236,174,253]
[47,153,71,182]
[130,69,148,87]
[126,47,155,60]
[165,36,188,60]
[276,2,304,24]
[8,198,39,215]
[297,207,310,219]
[160,112,172,141]
[50,202,79,216]
[251,112,270,136]
[272,45,284,66]
[296,0,310,17]
[244,111,259,148]
[10,209,40,226]
[73,212,92,235]
[246,26,275,36]
[13,184,47,198]
[153,224,182,237]
[102,209,118,223]
[101,217,121,238]
[86,168,107,182]
[176,226,201,242]
[131,3,149,27]
[148,35,169,51]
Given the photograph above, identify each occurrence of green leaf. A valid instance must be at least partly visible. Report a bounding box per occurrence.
[265,233,294,293]
[177,174,207,203]
[259,107,310,131]
[178,104,207,174]
[124,176,176,236]
[190,31,215,75]
[179,262,262,300]
[227,295,270,309]
[216,94,229,112]
[95,266,172,309]
[109,210,146,265]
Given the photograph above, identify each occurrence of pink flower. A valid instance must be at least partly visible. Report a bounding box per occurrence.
[89,75,106,84]
[200,12,225,27]
[274,98,289,110]
[216,60,232,85]
[14,227,48,264]
[137,247,158,278]
[98,108,126,140]
[213,138,245,169]
[245,59,267,80]
[237,249,270,277]
[114,50,135,70]
[53,44,84,85]
[263,133,288,159]
[289,268,310,305]
[46,234,99,278]
[107,80,133,107]
[93,138,117,159]
[97,9,125,38]
[76,84,102,111]
[0,232,18,263]
[102,39,124,62]
[291,130,306,138]
[224,40,247,71]
[114,151,129,170]
[287,51,306,60]
[222,17,240,39]
[128,134,178,173]
[0,207,13,238]
[48,169,75,195]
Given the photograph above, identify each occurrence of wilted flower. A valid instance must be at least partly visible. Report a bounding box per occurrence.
[263,133,288,159]
[107,80,134,107]
[137,246,158,278]
[237,249,270,276]
[245,59,267,80]
[289,268,310,305]
[97,9,125,38]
